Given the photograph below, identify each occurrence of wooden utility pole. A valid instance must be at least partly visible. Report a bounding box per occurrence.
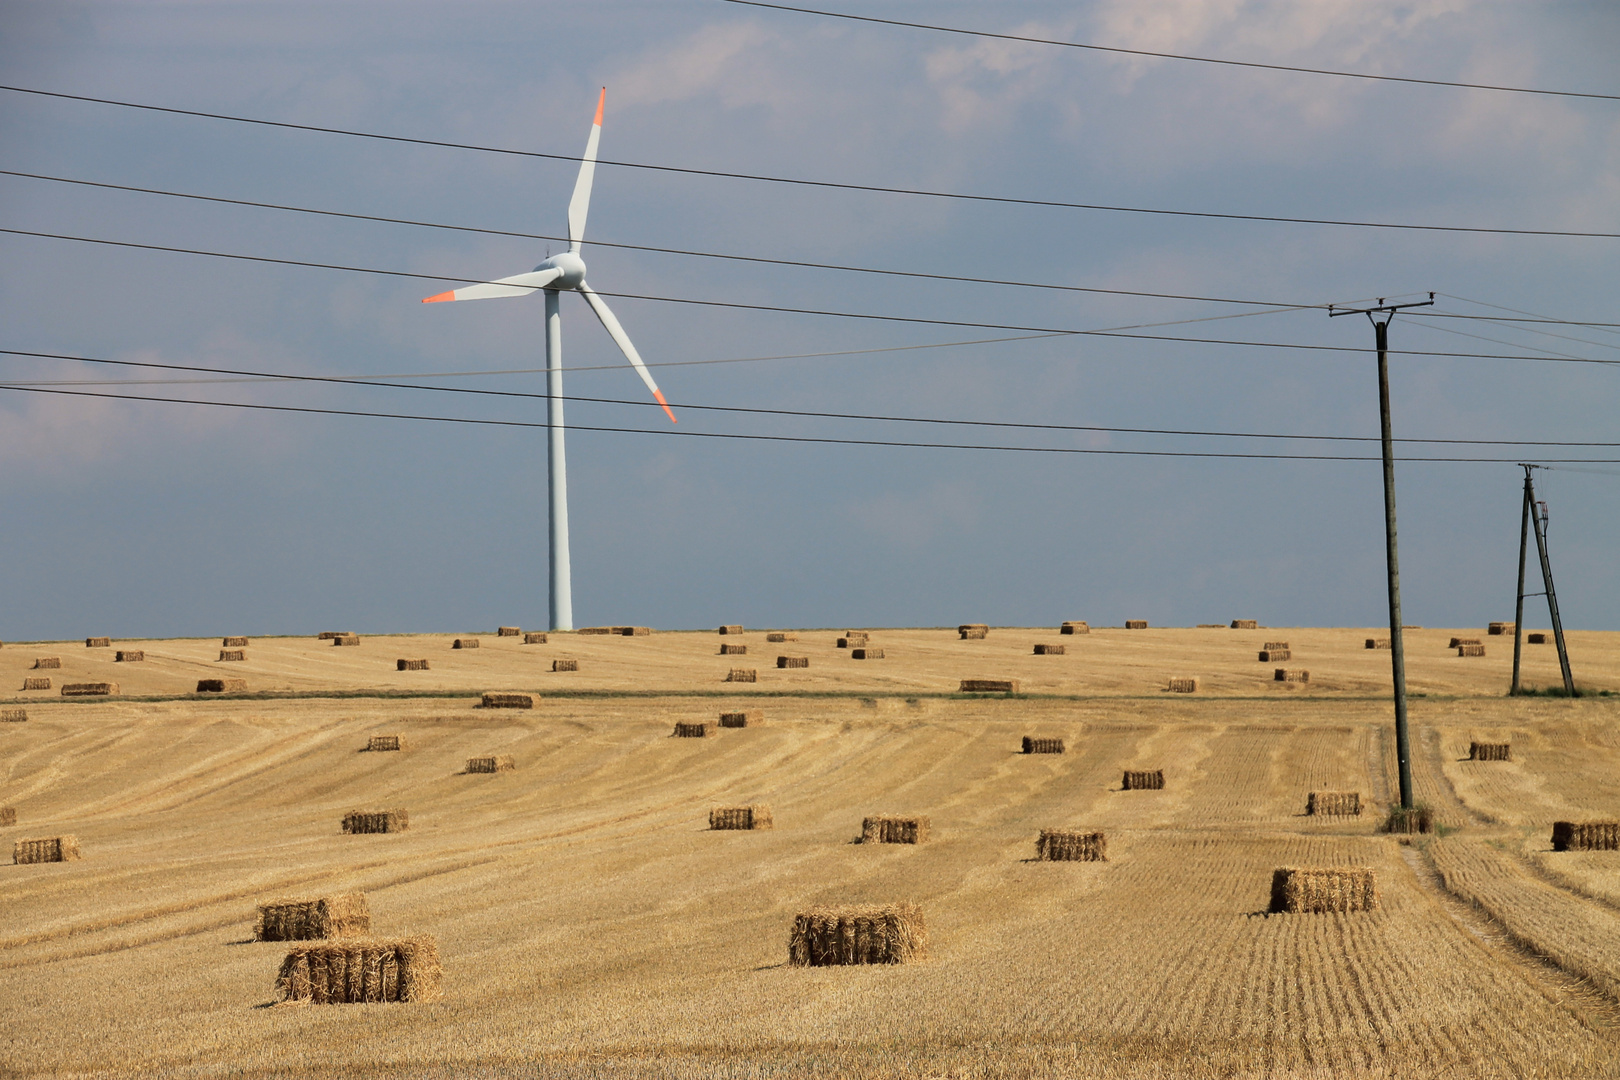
[1513,464,1576,695]
[1329,294,1432,810]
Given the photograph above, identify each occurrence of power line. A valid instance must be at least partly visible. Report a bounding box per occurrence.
[4,84,1617,240]
[6,225,1620,367]
[6,347,1613,448]
[723,0,1620,103]
[3,382,1615,464]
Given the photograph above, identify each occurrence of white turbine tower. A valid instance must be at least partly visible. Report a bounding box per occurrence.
[422,89,676,631]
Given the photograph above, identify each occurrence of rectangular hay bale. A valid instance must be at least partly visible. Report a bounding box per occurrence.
[1258,649,1290,662]
[33,657,60,669]
[196,678,246,693]
[1060,621,1090,634]
[959,679,1018,694]
[673,722,708,738]
[115,650,144,662]
[85,637,110,648]
[1274,669,1310,683]
[452,638,479,650]
[480,692,534,709]
[1469,741,1511,761]
[1022,736,1065,754]
[1449,637,1481,648]
[1528,632,1548,644]
[1269,867,1381,913]
[777,655,809,669]
[861,815,930,844]
[1033,644,1065,655]
[1125,620,1148,629]
[13,836,80,864]
[552,659,578,672]
[1122,769,1165,790]
[62,682,116,696]
[256,893,371,941]
[22,677,51,691]
[342,810,408,834]
[331,634,360,646]
[766,632,797,643]
[709,805,773,830]
[523,632,548,644]
[1551,821,1620,852]
[1457,644,1486,657]
[1167,677,1199,693]
[719,643,748,655]
[1488,622,1513,636]
[725,668,757,683]
[718,711,761,728]
[0,709,27,722]
[223,637,249,647]
[275,937,441,1004]
[958,627,988,640]
[789,904,926,966]
[466,755,515,773]
[0,807,14,826]
[1263,641,1290,651]
[219,649,246,662]
[317,632,350,640]
[397,659,429,671]
[851,647,884,660]
[497,627,521,637]
[1231,619,1258,630]
[1036,829,1106,861]
[718,625,744,635]
[1307,791,1362,816]
[577,627,614,635]
[366,735,405,752]
[1366,638,1390,649]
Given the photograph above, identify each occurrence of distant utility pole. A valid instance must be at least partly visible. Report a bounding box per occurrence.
[1510,464,1576,695]
[1329,293,1433,812]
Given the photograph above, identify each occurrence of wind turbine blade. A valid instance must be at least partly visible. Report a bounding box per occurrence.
[578,282,676,423]
[422,267,562,303]
[567,89,604,254]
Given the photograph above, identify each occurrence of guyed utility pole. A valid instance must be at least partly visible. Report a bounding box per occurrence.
[1510,464,1575,696]
[1329,293,1433,811]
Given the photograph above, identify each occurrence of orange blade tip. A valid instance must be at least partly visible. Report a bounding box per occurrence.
[422,290,456,304]
[654,388,676,424]
[594,88,605,127]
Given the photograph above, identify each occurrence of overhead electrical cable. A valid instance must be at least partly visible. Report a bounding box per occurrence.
[722,0,1620,103]
[4,347,1611,448]
[5,226,1618,367]
[2,383,1615,464]
[2,85,1617,239]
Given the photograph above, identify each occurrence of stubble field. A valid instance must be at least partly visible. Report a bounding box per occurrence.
[1,624,1617,1078]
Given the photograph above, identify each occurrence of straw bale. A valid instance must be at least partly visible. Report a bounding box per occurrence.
[718,625,744,635]
[1060,621,1090,635]
[1022,736,1065,754]
[1457,644,1486,657]
[1231,619,1258,630]
[480,692,534,709]
[223,637,249,647]
[62,682,117,696]
[22,678,51,691]
[1167,677,1199,693]
[1551,821,1620,852]
[1125,620,1148,629]
[837,631,869,649]
[1528,632,1548,644]
[85,637,110,647]
[673,722,709,738]
[33,657,60,669]
[789,904,927,966]
[959,679,1018,694]
[342,810,408,834]
[1366,638,1391,649]
[115,650,144,662]
[524,632,548,644]
[852,648,885,660]
[397,659,429,671]
[861,815,930,844]
[959,627,988,640]
[317,632,351,640]
[1036,829,1106,861]
[219,649,246,662]
[619,626,651,636]
[275,937,441,1004]
[958,623,988,634]
[1385,804,1435,834]
[1488,622,1513,636]
[719,643,748,655]
[1449,637,1481,648]
[1123,770,1165,790]
[577,627,614,635]
[14,836,81,863]
[196,678,246,693]
[710,805,773,830]
[1469,741,1511,761]
[1033,644,1065,655]
[1263,641,1290,651]
[497,626,521,637]
[0,709,26,722]
[332,634,360,646]
[1307,791,1362,816]
[452,638,479,650]
[256,893,371,941]
[1196,624,1225,629]
[1258,649,1290,662]
[466,755,515,773]
[718,711,762,728]
[1274,669,1310,683]
[1269,867,1380,913]
[725,668,757,683]
[766,633,797,643]
[777,655,809,669]
[0,808,13,826]
[366,735,405,752]
[552,659,579,672]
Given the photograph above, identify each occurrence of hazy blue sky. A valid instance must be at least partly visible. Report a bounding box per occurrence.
[0,1,1615,638]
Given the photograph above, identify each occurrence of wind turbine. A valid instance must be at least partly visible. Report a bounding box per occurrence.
[422,89,676,632]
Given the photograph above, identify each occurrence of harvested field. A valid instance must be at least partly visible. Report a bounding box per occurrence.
[1470,741,1512,761]
[789,904,926,966]
[22,677,50,691]
[365,735,405,752]
[725,668,756,683]
[766,632,796,643]
[1123,769,1165,790]
[397,659,429,671]
[718,711,761,728]
[61,682,116,696]
[1022,736,1064,754]
[341,810,407,834]
[115,650,144,662]
[1167,677,1198,693]
[1551,821,1620,852]
[1269,867,1380,913]
[776,656,808,669]
[1231,620,1258,630]
[14,836,79,863]
[959,679,1017,693]
[552,659,579,672]
[218,649,245,662]
[718,643,747,655]
[276,937,441,1003]
[1033,643,1065,655]
[222,637,248,647]
[672,722,708,738]
[1275,669,1310,683]
[453,638,479,650]
[861,815,930,844]
[851,647,884,660]
[709,805,772,830]
[1060,621,1090,634]
[497,627,521,637]
[1036,829,1106,861]
[32,657,60,669]
[1307,791,1362,816]
[255,893,370,941]
[466,755,515,773]
[480,692,534,709]
[523,632,548,644]
[196,678,246,693]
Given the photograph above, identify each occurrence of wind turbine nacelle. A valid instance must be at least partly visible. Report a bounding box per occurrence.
[535,252,586,290]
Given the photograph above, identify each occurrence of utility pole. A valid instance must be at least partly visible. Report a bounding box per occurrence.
[1329,293,1433,811]
[1511,469,1531,694]
[1512,464,1575,695]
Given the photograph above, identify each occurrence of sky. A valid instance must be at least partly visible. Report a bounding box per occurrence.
[0,0,1616,639]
